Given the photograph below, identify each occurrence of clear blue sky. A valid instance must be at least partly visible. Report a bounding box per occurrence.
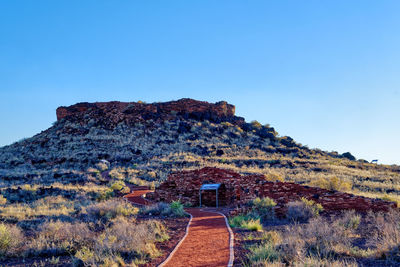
[0,1,399,165]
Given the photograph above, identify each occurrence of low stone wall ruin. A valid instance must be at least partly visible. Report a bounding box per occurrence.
[149,167,396,215]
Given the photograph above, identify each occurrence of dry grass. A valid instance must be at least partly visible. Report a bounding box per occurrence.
[364,209,400,259]
[1,113,400,265]
[27,220,92,256]
[74,217,169,266]
[286,197,324,222]
[0,196,75,220]
[239,209,400,266]
[85,199,139,223]
[0,223,24,256]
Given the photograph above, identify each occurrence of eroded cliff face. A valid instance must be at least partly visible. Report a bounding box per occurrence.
[56,98,243,128]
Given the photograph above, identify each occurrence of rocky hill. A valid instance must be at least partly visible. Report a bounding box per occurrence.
[56,99,243,128]
[1,98,399,203]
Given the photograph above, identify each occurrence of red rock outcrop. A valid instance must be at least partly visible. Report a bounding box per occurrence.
[149,167,397,216]
[56,99,243,127]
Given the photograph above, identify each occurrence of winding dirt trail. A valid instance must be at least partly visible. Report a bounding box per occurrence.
[123,186,153,205]
[124,188,234,267]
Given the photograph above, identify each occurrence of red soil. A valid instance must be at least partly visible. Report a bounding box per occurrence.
[123,187,153,205]
[124,187,233,267]
[160,208,232,267]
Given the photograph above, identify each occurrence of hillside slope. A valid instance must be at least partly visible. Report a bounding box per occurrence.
[0,98,399,201]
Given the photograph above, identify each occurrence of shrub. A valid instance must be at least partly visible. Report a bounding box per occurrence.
[86,199,138,223]
[87,167,100,174]
[365,209,400,259]
[286,197,323,222]
[251,120,263,129]
[264,173,284,182]
[296,257,358,267]
[109,167,126,180]
[140,202,171,216]
[247,243,280,264]
[95,161,109,171]
[242,219,263,231]
[0,196,75,220]
[96,188,114,201]
[22,184,37,192]
[0,223,23,256]
[249,197,276,223]
[28,221,92,255]
[310,176,352,192]
[0,195,6,205]
[337,210,361,231]
[229,215,262,231]
[140,201,187,218]
[283,216,352,260]
[170,201,186,217]
[279,230,305,263]
[262,231,282,246]
[75,217,168,265]
[110,180,130,194]
[229,215,248,228]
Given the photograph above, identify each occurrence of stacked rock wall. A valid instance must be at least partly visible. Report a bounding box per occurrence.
[56,98,244,128]
[149,167,397,215]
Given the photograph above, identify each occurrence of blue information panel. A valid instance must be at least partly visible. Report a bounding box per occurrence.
[200,184,221,190]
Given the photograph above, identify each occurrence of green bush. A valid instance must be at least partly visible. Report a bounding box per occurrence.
[96,188,114,201]
[247,243,280,263]
[170,201,186,217]
[110,180,130,194]
[242,219,263,231]
[249,197,276,222]
[229,215,248,228]
[140,201,187,218]
[141,202,171,216]
[229,215,262,231]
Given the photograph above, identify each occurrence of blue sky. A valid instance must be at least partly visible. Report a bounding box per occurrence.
[0,1,399,164]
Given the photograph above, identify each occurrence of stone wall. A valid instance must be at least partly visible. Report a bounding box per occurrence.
[56,98,244,128]
[149,167,397,215]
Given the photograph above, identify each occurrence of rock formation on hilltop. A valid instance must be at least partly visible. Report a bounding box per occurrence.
[56,98,244,128]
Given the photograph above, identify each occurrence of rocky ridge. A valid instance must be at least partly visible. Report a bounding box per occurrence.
[56,98,244,128]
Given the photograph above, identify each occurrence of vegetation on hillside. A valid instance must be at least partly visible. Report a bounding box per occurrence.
[0,162,187,266]
[234,204,400,266]
[1,118,399,206]
[1,101,400,265]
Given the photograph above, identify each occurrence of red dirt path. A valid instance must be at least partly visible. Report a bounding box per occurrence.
[123,186,153,205]
[161,208,232,267]
[124,188,233,267]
